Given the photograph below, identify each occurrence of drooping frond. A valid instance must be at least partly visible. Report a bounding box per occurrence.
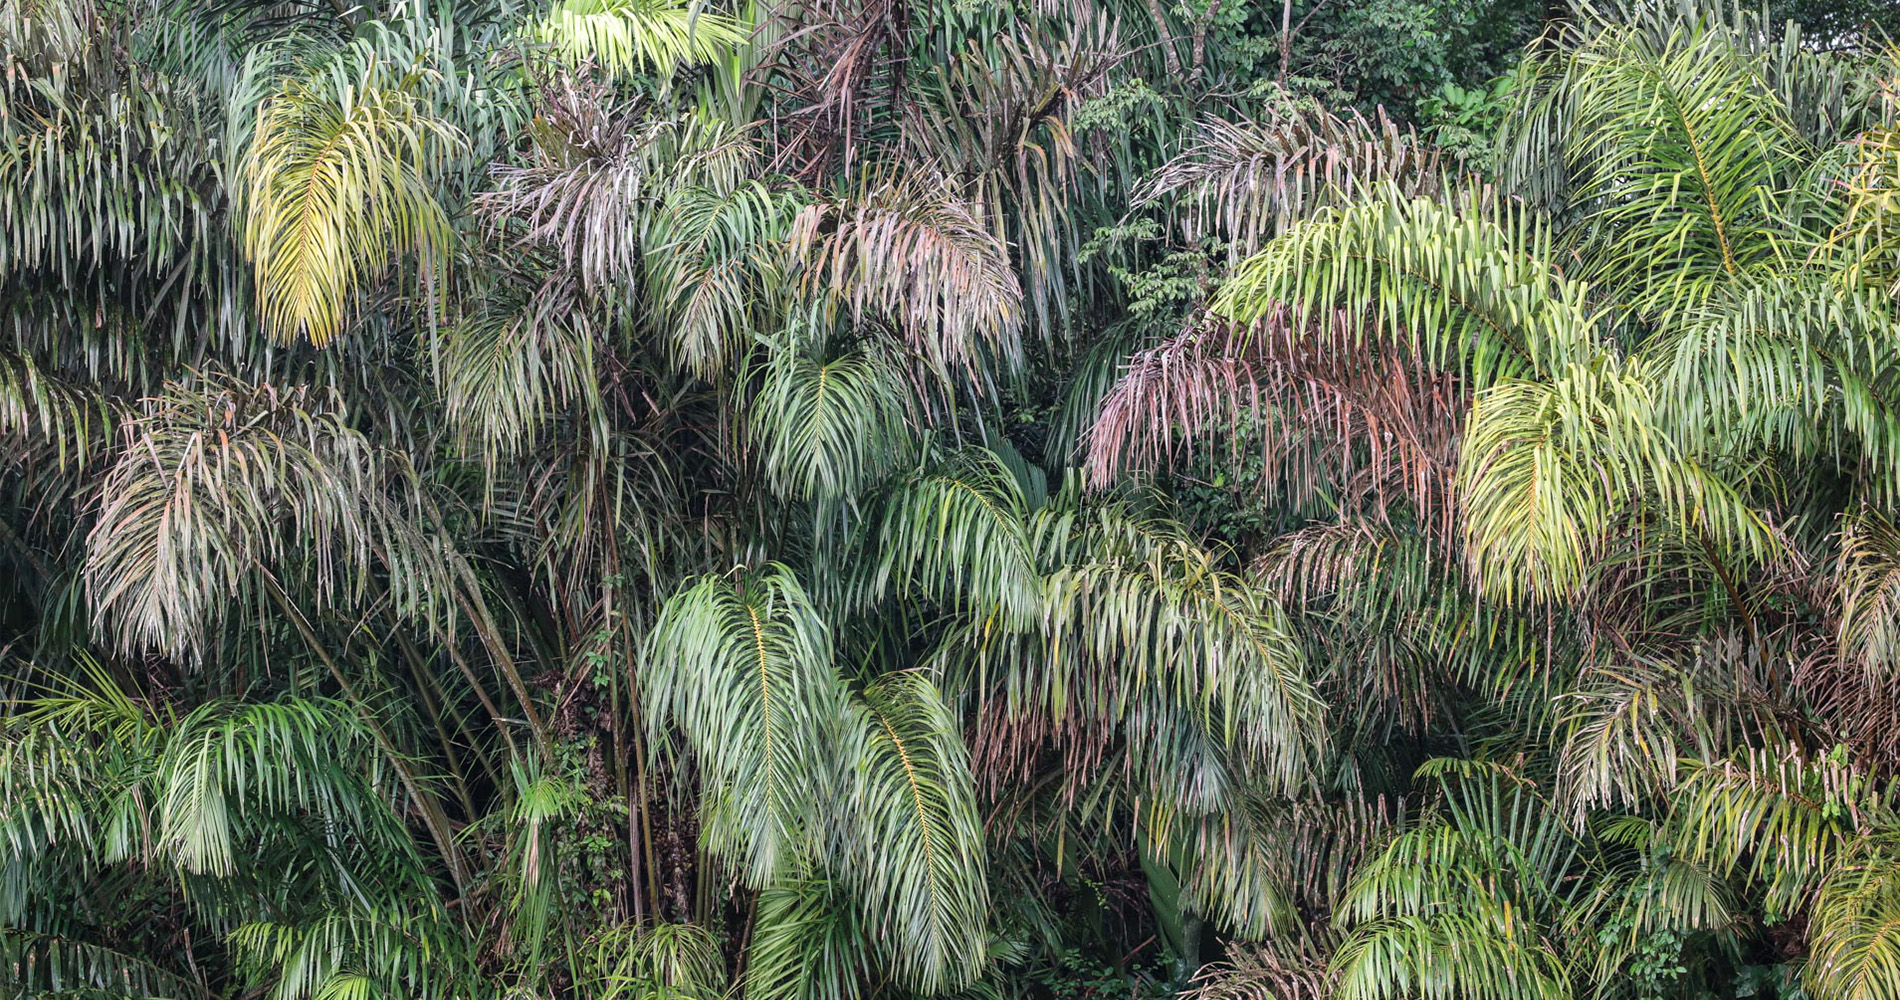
[642,564,847,886]
[1644,277,1900,487]
[855,447,1039,627]
[155,698,406,877]
[83,378,417,657]
[790,170,1023,373]
[1563,10,1804,319]
[1332,775,1577,1000]
[1137,104,1443,259]
[743,879,871,1000]
[1808,847,1900,1000]
[900,14,1120,330]
[1185,938,1332,1000]
[1086,316,1463,535]
[836,671,988,993]
[1330,912,1571,1000]
[643,181,798,377]
[1665,746,1887,914]
[229,900,470,1000]
[0,927,207,1000]
[531,0,747,81]
[1031,500,1327,790]
[241,57,459,345]
[1837,505,1900,678]
[586,921,728,1000]
[477,80,760,290]
[439,275,599,474]
[1212,187,1596,387]
[1457,356,1772,602]
[749,341,912,502]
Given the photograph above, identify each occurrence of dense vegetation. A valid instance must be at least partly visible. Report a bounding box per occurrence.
[6,0,1900,998]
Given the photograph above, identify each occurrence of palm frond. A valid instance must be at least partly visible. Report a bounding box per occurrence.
[836,671,988,993]
[241,56,460,345]
[749,340,912,502]
[1137,104,1443,260]
[790,169,1023,374]
[642,564,847,886]
[531,0,747,81]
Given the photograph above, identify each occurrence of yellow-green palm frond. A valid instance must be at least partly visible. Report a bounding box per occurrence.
[1665,745,1887,915]
[1565,12,1806,317]
[241,60,460,345]
[1457,357,1772,603]
[531,0,747,80]
[1841,97,1900,297]
[1213,186,1598,387]
[1808,845,1900,1000]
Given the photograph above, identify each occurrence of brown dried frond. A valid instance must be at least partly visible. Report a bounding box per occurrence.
[1087,313,1464,538]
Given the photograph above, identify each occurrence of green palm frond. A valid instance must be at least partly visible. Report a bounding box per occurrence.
[241,57,459,345]
[587,921,728,1000]
[439,274,600,476]
[1333,775,1577,1000]
[643,564,847,886]
[155,698,408,877]
[0,350,117,471]
[750,340,913,502]
[837,671,988,993]
[1666,746,1887,914]
[1330,912,1571,1000]
[856,448,1038,627]
[230,900,470,1000]
[531,0,747,81]
[1212,187,1596,387]
[643,180,797,377]
[1563,9,1805,319]
[1644,277,1900,485]
[743,879,871,1000]
[1,927,207,1000]
[1031,500,1327,790]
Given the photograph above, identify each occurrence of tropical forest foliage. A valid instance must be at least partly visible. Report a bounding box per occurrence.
[6,1,1900,999]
